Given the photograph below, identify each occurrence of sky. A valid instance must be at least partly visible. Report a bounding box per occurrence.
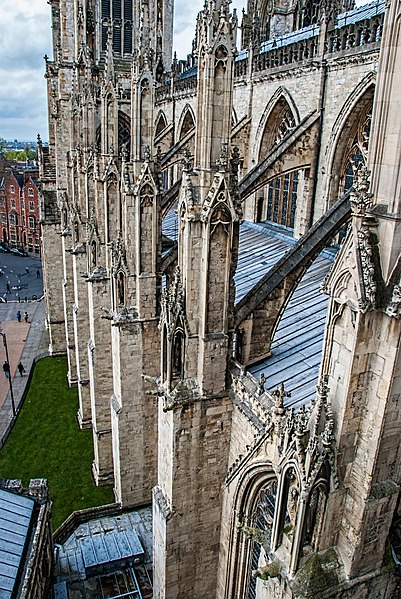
[0,1,247,143]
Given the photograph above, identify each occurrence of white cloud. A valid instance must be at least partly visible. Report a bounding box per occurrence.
[173,0,247,58]
[0,0,51,141]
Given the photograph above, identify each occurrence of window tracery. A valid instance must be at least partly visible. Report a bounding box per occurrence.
[247,478,278,599]
[258,169,299,228]
[341,106,372,194]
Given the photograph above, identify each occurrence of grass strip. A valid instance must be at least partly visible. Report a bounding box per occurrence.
[0,356,114,529]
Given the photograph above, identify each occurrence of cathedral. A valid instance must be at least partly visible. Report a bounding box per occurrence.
[39,0,401,596]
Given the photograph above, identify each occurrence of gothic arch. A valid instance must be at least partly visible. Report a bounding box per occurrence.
[205,200,233,334]
[255,87,300,163]
[324,74,376,209]
[177,104,196,141]
[229,463,278,599]
[155,111,168,138]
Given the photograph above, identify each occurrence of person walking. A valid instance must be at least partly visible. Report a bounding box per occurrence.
[6,283,10,293]
[25,267,29,275]
[36,269,40,278]
[17,362,25,377]
[16,310,21,322]
[24,311,28,323]
[3,361,10,379]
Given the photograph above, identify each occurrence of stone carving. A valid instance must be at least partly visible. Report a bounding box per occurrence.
[387,281,401,318]
[350,165,373,216]
[160,266,189,340]
[357,223,377,313]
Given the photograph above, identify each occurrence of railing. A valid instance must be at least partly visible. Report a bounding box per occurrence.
[233,9,384,81]
[253,35,319,74]
[156,74,198,103]
[326,15,384,54]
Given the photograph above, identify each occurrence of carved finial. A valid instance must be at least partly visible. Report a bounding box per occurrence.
[144,146,151,163]
[350,164,373,215]
[258,372,266,394]
[217,140,229,170]
[271,382,290,415]
[181,147,193,173]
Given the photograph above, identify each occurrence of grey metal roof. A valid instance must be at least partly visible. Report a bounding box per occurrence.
[79,528,144,577]
[238,222,334,410]
[0,488,35,599]
[260,23,320,53]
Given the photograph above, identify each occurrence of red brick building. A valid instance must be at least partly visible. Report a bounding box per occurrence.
[0,158,41,253]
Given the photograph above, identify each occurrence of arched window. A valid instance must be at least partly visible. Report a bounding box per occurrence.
[171,327,185,381]
[247,478,278,599]
[117,271,125,306]
[300,461,330,557]
[155,113,168,138]
[179,108,195,140]
[259,98,296,161]
[341,106,371,194]
[91,240,97,268]
[276,467,300,548]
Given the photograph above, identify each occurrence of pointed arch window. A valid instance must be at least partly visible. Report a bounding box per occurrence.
[341,108,371,194]
[179,109,195,140]
[275,467,300,548]
[155,113,168,138]
[117,271,125,307]
[247,478,278,599]
[171,326,185,381]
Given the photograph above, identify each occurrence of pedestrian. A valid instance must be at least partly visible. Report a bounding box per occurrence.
[36,269,40,279]
[25,267,29,275]
[24,311,28,323]
[16,310,21,322]
[3,361,10,379]
[17,362,25,377]
[6,283,10,293]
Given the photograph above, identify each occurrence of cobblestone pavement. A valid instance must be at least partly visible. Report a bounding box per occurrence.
[0,299,49,447]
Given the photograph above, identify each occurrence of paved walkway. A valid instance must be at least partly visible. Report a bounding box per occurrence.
[0,301,49,447]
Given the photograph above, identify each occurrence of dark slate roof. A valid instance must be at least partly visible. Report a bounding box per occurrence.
[0,488,35,599]
[236,222,335,410]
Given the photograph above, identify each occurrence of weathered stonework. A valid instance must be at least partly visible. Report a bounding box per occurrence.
[41,0,401,597]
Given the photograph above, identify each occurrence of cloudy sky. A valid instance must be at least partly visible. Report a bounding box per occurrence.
[0,1,247,143]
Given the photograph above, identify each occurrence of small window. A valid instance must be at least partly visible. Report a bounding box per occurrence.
[9,213,15,226]
[28,188,34,197]
[11,199,16,208]
[1,215,6,224]
[21,199,24,209]
[29,201,34,212]
[28,216,35,229]
[10,185,14,194]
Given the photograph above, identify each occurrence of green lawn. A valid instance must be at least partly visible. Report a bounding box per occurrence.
[0,356,114,529]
